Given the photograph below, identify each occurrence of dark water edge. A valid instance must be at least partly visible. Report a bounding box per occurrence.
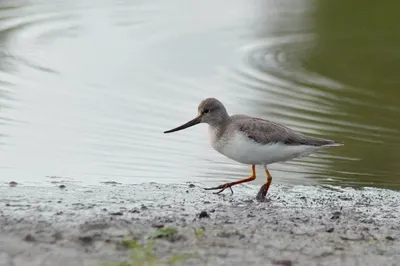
[0,182,399,266]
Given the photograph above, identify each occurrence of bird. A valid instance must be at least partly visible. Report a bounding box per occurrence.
[163,98,343,200]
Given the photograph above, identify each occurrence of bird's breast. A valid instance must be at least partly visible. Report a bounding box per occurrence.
[208,126,224,152]
[208,127,252,163]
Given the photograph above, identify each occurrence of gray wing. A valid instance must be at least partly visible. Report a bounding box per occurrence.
[231,115,337,146]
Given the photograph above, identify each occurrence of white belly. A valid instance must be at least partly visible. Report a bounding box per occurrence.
[212,131,325,165]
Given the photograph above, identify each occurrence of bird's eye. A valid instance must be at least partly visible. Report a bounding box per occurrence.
[202,109,210,114]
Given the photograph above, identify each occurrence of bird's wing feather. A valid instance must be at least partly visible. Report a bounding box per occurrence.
[231,115,336,146]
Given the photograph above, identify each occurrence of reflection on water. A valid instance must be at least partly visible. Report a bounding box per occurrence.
[0,0,399,190]
[304,0,400,189]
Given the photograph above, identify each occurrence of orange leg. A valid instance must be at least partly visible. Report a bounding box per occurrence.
[205,165,256,194]
[261,169,273,198]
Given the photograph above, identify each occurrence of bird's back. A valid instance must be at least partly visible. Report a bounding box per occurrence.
[228,114,340,147]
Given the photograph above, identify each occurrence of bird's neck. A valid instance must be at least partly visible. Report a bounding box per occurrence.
[208,116,230,141]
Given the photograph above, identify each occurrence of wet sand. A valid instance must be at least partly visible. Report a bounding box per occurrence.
[0,182,399,266]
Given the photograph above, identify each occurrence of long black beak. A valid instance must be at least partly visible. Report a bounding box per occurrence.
[164,116,201,133]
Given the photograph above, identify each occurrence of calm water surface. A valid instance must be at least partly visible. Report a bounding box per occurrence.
[1,0,400,189]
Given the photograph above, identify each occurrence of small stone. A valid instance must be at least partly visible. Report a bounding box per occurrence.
[110,212,123,216]
[79,235,93,244]
[24,234,36,242]
[101,181,121,185]
[338,195,352,201]
[53,232,63,241]
[326,227,334,233]
[9,181,17,187]
[273,259,293,266]
[386,236,395,241]
[217,231,245,239]
[152,223,164,228]
[59,184,66,189]
[199,211,210,219]
[331,211,341,220]
[189,184,195,188]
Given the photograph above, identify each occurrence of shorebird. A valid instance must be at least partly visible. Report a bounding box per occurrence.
[164,98,342,200]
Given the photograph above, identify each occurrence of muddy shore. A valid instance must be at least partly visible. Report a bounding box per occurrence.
[0,182,399,266]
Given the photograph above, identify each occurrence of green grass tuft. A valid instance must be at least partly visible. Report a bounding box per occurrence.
[151,227,178,239]
[167,254,193,265]
[193,228,204,240]
[103,228,193,266]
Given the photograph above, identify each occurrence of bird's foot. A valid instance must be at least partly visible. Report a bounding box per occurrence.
[256,183,270,202]
[204,183,234,195]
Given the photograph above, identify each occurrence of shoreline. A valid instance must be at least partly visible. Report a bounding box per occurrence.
[0,182,399,266]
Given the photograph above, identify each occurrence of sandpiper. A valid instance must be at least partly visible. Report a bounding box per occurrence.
[164,98,342,200]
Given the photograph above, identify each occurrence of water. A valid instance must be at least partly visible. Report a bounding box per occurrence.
[0,0,399,190]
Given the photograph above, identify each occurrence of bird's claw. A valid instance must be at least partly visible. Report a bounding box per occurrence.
[204,183,234,195]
